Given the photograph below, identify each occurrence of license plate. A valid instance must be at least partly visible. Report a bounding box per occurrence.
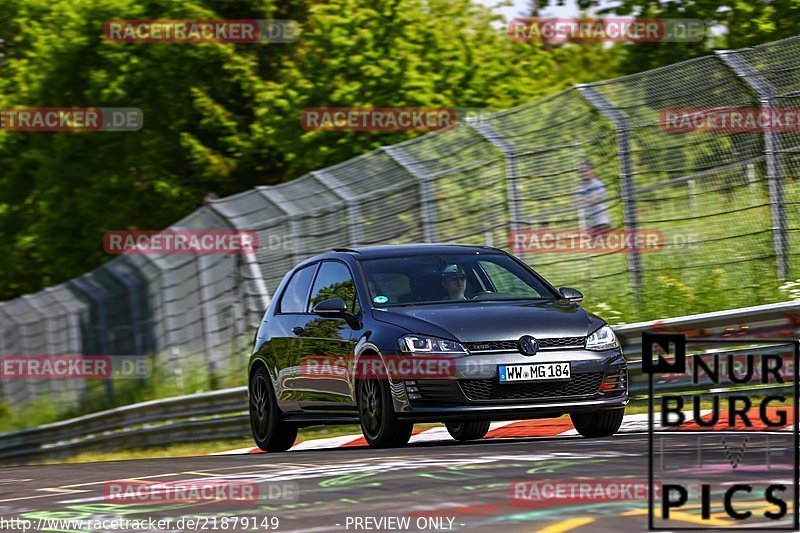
[498,363,571,383]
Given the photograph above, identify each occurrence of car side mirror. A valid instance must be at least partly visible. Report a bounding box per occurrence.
[312,297,360,328]
[313,297,349,317]
[558,287,584,302]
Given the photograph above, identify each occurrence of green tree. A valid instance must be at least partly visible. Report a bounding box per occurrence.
[0,0,619,299]
[541,0,800,73]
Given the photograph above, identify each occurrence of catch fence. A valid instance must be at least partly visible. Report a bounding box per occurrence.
[2,35,800,414]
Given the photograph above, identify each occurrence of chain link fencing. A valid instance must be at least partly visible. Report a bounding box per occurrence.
[1,35,799,418]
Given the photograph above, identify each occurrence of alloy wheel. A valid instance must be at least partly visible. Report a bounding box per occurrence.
[250,374,270,441]
[359,378,382,439]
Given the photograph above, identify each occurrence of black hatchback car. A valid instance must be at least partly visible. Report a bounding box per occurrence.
[248,244,627,450]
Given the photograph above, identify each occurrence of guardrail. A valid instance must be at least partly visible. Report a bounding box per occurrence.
[616,300,800,401]
[0,300,797,464]
[615,300,800,362]
[0,387,248,463]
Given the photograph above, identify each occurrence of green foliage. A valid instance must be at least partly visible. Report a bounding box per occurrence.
[556,0,800,73]
[0,349,251,431]
[0,395,59,432]
[0,0,620,299]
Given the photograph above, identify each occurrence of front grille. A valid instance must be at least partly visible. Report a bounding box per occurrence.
[465,340,518,352]
[459,372,603,402]
[465,336,586,353]
[540,336,586,349]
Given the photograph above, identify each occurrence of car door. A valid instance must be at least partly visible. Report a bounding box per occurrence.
[295,260,360,411]
[269,262,318,411]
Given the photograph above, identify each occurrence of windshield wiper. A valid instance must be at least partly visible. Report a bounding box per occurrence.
[383,296,553,307]
[482,296,552,301]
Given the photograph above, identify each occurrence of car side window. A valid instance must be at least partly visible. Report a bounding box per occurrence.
[278,264,317,313]
[308,261,357,312]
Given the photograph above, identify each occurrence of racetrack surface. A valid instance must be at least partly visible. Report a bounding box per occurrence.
[0,431,794,532]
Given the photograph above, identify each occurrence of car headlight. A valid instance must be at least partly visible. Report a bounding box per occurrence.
[398,335,467,355]
[585,325,619,351]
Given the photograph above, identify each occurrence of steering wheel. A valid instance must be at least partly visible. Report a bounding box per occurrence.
[471,291,495,300]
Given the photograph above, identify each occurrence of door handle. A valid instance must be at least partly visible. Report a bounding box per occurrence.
[292,326,305,335]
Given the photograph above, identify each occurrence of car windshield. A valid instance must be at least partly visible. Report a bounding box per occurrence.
[360,253,558,306]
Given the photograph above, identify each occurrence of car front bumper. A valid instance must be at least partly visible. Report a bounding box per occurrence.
[391,348,627,422]
[396,395,628,422]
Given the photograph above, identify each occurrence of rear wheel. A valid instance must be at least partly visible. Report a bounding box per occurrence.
[357,364,413,448]
[445,421,491,441]
[250,366,297,452]
[571,408,624,438]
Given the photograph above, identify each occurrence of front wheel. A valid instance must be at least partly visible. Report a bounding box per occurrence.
[445,421,491,441]
[249,366,297,452]
[571,408,624,438]
[357,367,413,448]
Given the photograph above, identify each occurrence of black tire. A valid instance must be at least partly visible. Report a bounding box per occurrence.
[445,421,491,441]
[357,363,413,448]
[249,366,297,452]
[571,408,625,438]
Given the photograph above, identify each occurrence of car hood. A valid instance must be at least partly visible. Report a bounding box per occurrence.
[371,300,605,342]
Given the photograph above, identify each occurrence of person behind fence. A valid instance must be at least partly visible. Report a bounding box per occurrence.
[575,161,611,235]
[440,264,468,301]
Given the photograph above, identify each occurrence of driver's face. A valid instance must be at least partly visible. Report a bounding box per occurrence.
[443,274,466,298]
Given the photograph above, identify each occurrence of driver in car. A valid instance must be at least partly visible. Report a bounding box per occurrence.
[440,264,467,301]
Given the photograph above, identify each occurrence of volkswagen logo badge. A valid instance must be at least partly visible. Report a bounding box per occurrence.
[518,335,539,356]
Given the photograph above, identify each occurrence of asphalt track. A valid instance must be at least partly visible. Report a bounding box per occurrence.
[0,431,795,533]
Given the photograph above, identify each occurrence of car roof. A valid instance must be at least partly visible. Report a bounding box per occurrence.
[331,243,506,259]
[293,244,509,269]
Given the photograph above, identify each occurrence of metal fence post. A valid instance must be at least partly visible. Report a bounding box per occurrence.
[194,255,216,384]
[132,253,170,356]
[258,187,304,264]
[237,249,271,324]
[205,199,271,330]
[577,85,643,300]
[716,50,788,281]
[382,146,437,242]
[103,261,145,357]
[21,295,63,409]
[312,170,363,245]
[467,119,522,233]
